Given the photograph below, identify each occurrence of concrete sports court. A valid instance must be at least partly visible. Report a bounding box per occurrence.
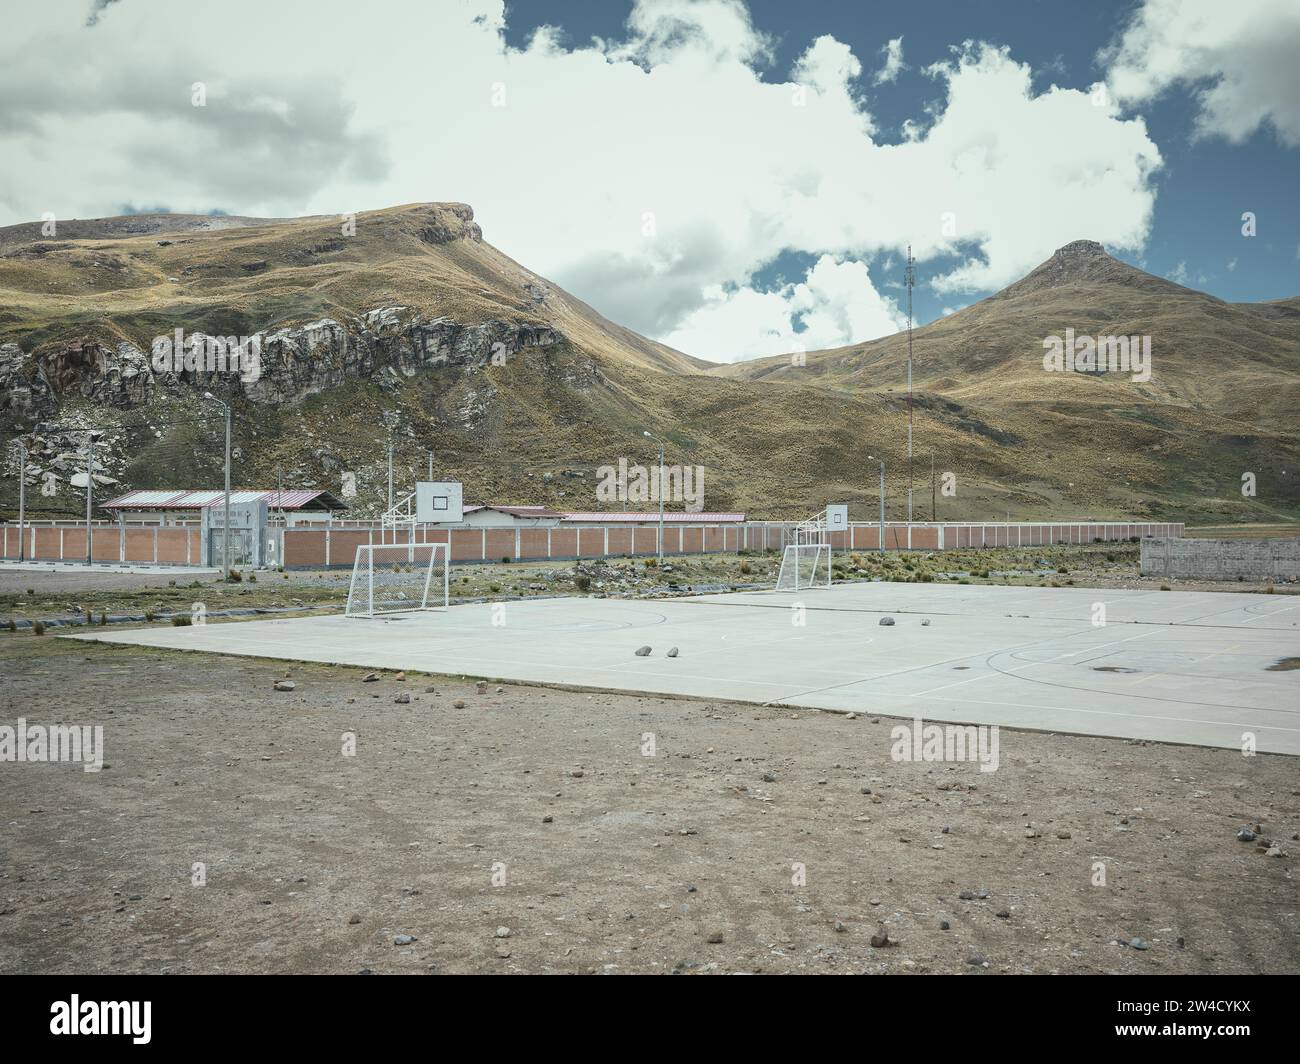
[70,583,1300,754]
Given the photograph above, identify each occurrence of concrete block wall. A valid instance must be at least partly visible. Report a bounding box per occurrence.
[1141,537,1300,581]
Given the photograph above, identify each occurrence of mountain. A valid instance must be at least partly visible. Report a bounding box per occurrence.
[712,239,1300,521]
[0,210,1297,525]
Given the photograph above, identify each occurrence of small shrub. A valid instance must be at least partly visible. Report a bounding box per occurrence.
[6,618,15,633]
[32,620,45,636]
[1160,584,1171,591]
[171,615,192,626]
[99,612,108,626]
[574,574,591,592]
[247,573,257,583]
[739,560,751,575]
[227,569,242,582]
[489,583,501,593]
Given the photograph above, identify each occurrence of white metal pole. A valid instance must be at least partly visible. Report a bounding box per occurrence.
[387,433,394,513]
[84,431,93,565]
[658,442,665,565]
[879,461,885,556]
[223,404,231,579]
[16,441,25,563]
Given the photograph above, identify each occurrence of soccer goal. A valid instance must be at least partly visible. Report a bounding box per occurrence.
[775,543,832,591]
[346,543,449,618]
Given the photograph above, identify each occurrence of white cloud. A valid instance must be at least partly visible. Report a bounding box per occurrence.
[0,1,1163,362]
[873,36,906,85]
[661,255,907,361]
[1102,0,1300,146]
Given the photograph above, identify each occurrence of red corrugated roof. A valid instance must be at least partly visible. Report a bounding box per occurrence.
[464,504,565,518]
[560,511,745,523]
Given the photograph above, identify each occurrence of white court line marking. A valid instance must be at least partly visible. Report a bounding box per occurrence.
[915,693,1300,737]
[910,626,1164,697]
[1239,600,1300,626]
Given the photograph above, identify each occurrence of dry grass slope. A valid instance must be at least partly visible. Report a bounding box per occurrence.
[1,214,1297,523]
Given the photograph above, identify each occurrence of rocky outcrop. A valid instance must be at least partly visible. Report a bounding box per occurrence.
[416,203,482,245]
[0,343,57,417]
[0,309,563,414]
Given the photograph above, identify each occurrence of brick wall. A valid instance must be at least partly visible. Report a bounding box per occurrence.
[1,520,1184,567]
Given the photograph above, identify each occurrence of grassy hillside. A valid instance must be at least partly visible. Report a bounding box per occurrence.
[1,215,1296,524]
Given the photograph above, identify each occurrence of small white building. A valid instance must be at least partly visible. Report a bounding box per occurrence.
[458,505,564,528]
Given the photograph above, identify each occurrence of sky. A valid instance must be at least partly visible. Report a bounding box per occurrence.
[1,0,1297,363]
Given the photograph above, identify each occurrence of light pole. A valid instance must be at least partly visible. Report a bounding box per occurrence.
[643,430,665,564]
[905,246,915,527]
[204,393,232,579]
[12,439,26,563]
[83,430,96,566]
[382,412,399,514]
[870,454,885,556]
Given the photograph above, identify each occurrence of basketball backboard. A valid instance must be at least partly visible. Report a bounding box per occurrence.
[826,504,848,531]
[416,481,464,523]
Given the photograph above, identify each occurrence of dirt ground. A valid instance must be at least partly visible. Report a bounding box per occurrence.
[1,634,1296,975]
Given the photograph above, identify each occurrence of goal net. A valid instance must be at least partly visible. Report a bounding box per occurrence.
[775,543,831,591]
[346,543,449,618]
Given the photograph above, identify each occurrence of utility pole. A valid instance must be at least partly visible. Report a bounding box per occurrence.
[84,430,94,565]
[203,393,232,578]
[931,455,937,523]
[880,460,886,555]
[14,439,26,562]
[427,450,434,481]
[643,430,665,564]
[383,412,398,513]
[870,456,885,556]
[905,245,915,527]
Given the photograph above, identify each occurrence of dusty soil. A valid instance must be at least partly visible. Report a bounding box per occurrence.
[0,635,1296,975]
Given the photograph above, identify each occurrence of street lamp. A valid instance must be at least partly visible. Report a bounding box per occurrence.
[204,393,232,579]
[643,430,665,564]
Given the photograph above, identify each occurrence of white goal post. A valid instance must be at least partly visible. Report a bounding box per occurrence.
[346,543,449,618]
[775,543,832,591]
